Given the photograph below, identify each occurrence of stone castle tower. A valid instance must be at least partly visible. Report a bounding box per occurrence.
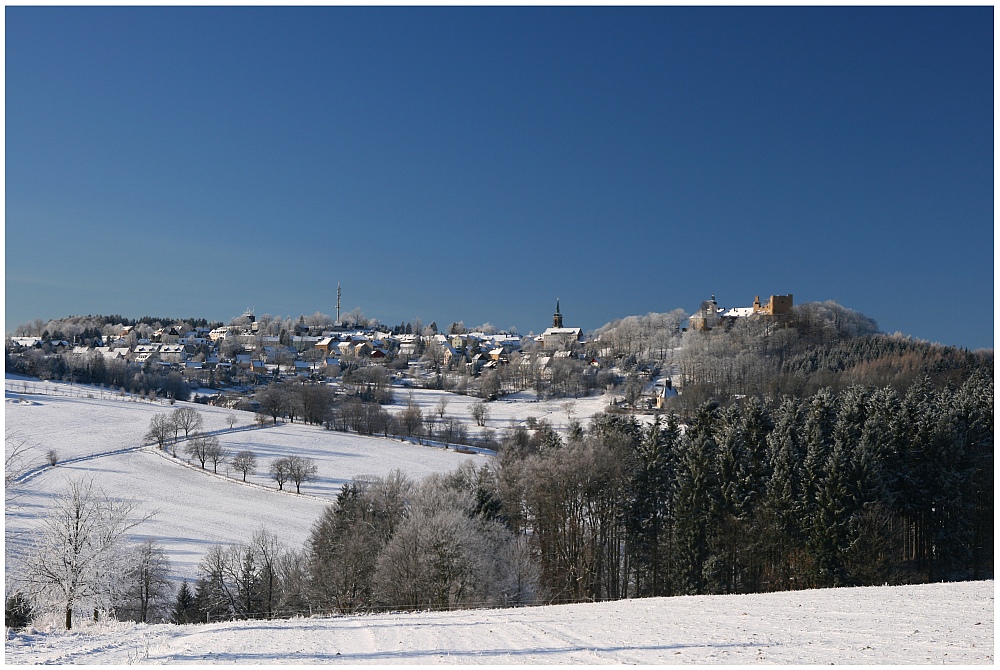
[553,299,564,329]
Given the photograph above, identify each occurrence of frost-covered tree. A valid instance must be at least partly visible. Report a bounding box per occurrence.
[193,529,295,620]
[308,472,412,614]
[373,477,533,611]
[18,480,150,629]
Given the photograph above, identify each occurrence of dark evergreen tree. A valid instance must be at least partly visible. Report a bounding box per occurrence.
[670,402,719,595]
[171,581,197,624]
[798,387,837,586]
[625,415,677,597]
[5,592,33,630]
[841,386,899,585]
[760,396,806,589]
[949,370,994,579]
[704,398,773,593]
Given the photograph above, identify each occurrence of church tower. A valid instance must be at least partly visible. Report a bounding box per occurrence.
[553,299,564,329]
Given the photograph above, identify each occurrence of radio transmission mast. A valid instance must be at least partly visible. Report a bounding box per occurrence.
[336,283,342,323]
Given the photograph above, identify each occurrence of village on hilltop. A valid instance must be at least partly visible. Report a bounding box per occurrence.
[7,293,795,410]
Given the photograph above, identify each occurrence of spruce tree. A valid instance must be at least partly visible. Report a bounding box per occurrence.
[798,387,837,587]
[626,414,677,597]
[670,402,718,595]
[171,581,197,625]
[762,396,806,588]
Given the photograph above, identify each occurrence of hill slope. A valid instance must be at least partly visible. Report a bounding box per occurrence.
[5,378,482,581]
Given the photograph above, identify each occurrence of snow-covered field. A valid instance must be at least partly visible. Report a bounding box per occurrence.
[6,377,992,665]
[5,580,993,664]
[5,378,482,581]
[384,386,616,436]
[5,377,618,583]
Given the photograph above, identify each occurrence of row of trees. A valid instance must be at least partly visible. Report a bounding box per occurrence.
[673,302,989,409]
[251,382,487,450]
[7,349,192,402]
[11,314,216,343]
[183,469,537,622]
[419,349,614,400]
[178,370,991,624]
[254,376,393,428]
[495,372,992,601]
[145,408,319,492]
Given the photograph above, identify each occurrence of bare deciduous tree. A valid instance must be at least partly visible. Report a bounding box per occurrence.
[145,414,174,450]
[399,403,423,439]
[231,450,257,482]
[5,432,34,488]
[285,456,318,494]
[186,434,220,470]
[270,458,290,491]
[257,385,289,425]
[207,440,228,474]
[470,400,490,427]
[117,539,172,623]
[172,407,204,439]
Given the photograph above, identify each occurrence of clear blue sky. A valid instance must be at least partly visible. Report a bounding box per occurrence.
[5,7,993,349]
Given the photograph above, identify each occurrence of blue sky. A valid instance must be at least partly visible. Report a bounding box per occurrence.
[5,7,993,349]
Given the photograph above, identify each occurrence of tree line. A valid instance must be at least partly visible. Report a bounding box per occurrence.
[145,407,320,493]
[673,302,990,411]
[6,348,192,402]
[174,369,990,624]
[174,468,537,623]
[498,372,992,600]
[9,369,990,629]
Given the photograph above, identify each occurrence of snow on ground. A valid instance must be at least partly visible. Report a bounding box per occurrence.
[386,386,616,437]
[5,581,992,664]
[5,378,482,582]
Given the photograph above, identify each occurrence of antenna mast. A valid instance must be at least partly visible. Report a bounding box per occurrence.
[336,283,342,323]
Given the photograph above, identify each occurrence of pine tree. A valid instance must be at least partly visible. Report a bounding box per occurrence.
[171,581,196,624]
[670,402,719,595]
[626,414,677,597]
[841,386,898,585]
[954,370,994,578]
[798,387,837,587]
[761,396,806,589]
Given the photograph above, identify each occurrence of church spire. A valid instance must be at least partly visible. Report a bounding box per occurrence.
[553,298,563,329]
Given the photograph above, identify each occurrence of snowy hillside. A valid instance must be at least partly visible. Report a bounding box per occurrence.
[5,580,993,664]
[5,378,482,581]
[383,386,616,435]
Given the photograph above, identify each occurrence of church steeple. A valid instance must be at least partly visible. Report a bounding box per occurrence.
[553,299,563,329]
